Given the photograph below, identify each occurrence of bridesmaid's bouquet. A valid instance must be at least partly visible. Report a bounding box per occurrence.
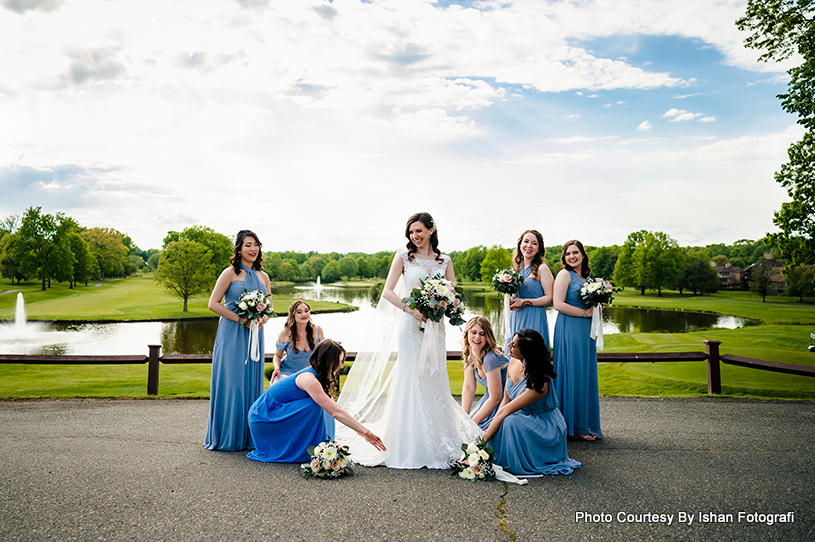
[301,440,354,479]
[451,440,496,481]
[491,268,525,296]
[578,278,618,307]
[402,274,467,327]
[231,289,274,321]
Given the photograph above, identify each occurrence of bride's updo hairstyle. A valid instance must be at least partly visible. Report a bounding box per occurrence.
[512,229,545,279]
[309,339,346,396]
[404,212,442,263]
[460,316,502,372]
[513,328,556,394]
[560,239,591,278]
[231,229,264,274]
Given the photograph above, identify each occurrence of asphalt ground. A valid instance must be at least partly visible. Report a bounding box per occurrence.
[1,397,813,542]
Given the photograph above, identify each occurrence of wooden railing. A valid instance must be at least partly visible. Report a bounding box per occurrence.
[1,339,814,395]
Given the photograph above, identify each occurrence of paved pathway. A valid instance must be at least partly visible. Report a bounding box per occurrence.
[1,397,813,541]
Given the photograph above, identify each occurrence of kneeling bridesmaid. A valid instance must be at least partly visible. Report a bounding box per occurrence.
[483,328,581,476]
[247,339,385,463]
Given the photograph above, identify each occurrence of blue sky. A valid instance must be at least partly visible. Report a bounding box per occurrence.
[0,0,800,253]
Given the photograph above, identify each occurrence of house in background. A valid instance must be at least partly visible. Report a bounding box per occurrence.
[744,253,786,295]
[711,262,743,288]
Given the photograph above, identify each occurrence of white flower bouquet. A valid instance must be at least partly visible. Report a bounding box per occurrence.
[578,278,617,307]
[491,268,525,296]
[402,274,467,327]
[451,440,496,481]
[231,288,274,321]
[301,440,354,479]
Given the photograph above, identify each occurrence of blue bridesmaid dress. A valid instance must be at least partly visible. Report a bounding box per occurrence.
[487,375,581,475]
[508,265,550,348]
[205,264,266,451]
[247,368,332,463]
[275,335,322,378]
[552,270,602,438]
[468,351,509,430]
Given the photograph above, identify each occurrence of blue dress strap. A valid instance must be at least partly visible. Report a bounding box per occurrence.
[483,351,509,372]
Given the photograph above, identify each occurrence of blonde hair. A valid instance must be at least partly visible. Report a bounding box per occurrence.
[460,316,502,372]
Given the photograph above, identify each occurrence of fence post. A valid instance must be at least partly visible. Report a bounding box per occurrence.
[147,344,161,396]
[704,340,722,395]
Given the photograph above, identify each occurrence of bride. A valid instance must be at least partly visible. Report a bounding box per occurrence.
[335,212,482,468]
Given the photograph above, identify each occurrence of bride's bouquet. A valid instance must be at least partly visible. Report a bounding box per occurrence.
[451,440,496,481]
[402,274,467,327]
[301,439,354,479]
[491,268,525,296]
[231,289,274,363]
[577,278,618,351]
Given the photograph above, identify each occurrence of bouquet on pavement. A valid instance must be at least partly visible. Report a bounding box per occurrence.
[301,439,354,479]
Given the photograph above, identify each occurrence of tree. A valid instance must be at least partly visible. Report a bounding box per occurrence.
[738,1,815,268]
[147,252,161,270]
[680,248,720,295]
[82,227,129,278]
[68,232,94,288]
[748,259,774,302]
[613,230,685,295]
[453,245,486,281]
[480,245,512,283]
[0,233,25,285]
[321,260,341,283]
[13,207,74,290]
[588,246,620,280]
[154,239,214,312]
[163,226,231,284]
[338,255,359,279]
[783,264,815,301]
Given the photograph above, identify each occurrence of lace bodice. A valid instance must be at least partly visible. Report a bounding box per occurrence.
[401,250,450,290]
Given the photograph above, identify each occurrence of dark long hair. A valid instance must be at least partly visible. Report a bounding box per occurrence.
[230,230,264,274]
[560,239,590,278]
[309,339,345,396]
[513,328,556,393]
[512,229,545,279]
[286,300,315,354]
[405,212,442,263]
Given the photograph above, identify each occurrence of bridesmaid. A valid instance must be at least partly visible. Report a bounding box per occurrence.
[508,230,554,348]
[271,300,324,383]
[247,339,386,463]
[205,230,272,451]
[552,239,602,441]
[483,329,581,476]
[460,316,509,430]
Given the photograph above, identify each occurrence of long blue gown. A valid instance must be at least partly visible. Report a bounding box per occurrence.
[508,265,550,348]
[488,375,581,475]
[552,270,602,438]
[246,368,332,463]
[275,335,322,378]
[205,264,266,451]
[468,351,509,430]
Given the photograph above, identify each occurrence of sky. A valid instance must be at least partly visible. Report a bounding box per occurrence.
[0,0,802,254]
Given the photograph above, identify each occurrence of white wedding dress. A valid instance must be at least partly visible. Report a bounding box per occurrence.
[336,251,482,468]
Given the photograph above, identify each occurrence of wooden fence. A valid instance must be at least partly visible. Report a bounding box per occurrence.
[1,339,814,395]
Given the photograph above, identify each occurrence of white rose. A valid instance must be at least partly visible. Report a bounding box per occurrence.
[468,453,481,466]
[466,442,479,454]
[479,449,489,460]
[239,302,248,310]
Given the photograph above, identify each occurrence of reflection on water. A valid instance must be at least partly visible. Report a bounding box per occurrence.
[0,283,745,355]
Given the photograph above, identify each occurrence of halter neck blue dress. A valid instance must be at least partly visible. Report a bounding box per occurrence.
[468,351,509,430]
[508,264,550,348]
[247,368,332,463]
[487,375,581,475]
[204,263,266,451]
[552,270,602,438]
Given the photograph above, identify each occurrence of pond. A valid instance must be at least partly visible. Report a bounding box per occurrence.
[0,283,746,356]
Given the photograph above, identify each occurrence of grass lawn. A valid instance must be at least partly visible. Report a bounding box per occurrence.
[0,274,355,321]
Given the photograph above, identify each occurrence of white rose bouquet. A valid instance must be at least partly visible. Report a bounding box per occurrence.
[451,440,496,481]
[231,288,274,321]
[577,278,617,307]
[301,439,354,479]
[231,289,274,363]
[491,268,525,296]
[402,274,466,327]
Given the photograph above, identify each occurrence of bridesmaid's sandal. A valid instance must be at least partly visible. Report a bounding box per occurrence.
[570,433,596,441]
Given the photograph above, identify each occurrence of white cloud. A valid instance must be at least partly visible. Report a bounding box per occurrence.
[637,120,653,131]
